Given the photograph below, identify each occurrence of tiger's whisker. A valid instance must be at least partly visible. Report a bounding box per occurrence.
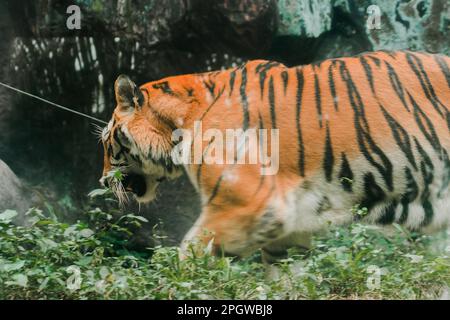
[91,123,105,142]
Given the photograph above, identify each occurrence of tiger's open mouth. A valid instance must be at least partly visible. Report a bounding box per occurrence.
[123,173,147,197]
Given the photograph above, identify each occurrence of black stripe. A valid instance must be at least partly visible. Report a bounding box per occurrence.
[323,122,334,182]
[152,81,174,95]
[313,66,323,128]
[414,137,435,227]
[414,138,434,227]
[422,200,434,227]
[328,61,339,111]
[414,137,435,170]
[116,129,131,148]
[240,67,250,131]
[356,128,394,191]
[141,88,150,101]
[204,79,216,97]
[367,55,381,67]
[112,129,131,159]
[229,70,237,96]
[199,86,225,121]
[296,68,305,177]
[207,174,224,204]
[380,104,417,170]
[269,75,276,129]
[281,70,289,95]
[408,91,443,155]
[252,112,266,196]
[196,141,215,192]
[359,56,375,94]
[405,52,447,117]
[255,61,280,73]
[338,60,370,124]
[338,153,353,192]
[339,62,394,191]
[438,149,450,198]
[385,61,410,112]
[359,172,386,216]
[447,112,450,132]
[256,61,280,99]
[258,70,267,99]
[258,111,264,129]
[419,160,434,227]
[434,54,450,87]
[398,167,419,224]
[184,87,194,97]
[377,200,398,225]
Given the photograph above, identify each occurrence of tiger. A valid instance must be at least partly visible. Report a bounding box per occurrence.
[100,51,450,266]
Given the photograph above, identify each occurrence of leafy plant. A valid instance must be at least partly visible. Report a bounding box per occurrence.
[0,204,449,299]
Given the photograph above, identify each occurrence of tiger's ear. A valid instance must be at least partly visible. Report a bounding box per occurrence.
[114,75,144,109]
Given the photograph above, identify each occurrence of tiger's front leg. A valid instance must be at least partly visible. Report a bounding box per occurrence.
[179,204,313,281]
[261,232,312,280]
[180,201,287,259]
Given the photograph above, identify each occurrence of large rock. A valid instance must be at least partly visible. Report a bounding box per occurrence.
[0,160,34,223]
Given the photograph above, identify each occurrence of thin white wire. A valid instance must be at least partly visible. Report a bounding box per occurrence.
[0,81,108,125]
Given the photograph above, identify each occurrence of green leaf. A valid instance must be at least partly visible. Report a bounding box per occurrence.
[88,188,109,198]
[1,260,25,272]
[0,210,18,222]
[79,228,95,238]
[6,274,28,287]
[134,216,148,223]
[76,256,93,266]
[99,266,110,279]
[124,214,148,223]
[63,225,78,237]
[35,220,56,226]
[37,238,58,251]
[113,170,123,181]
[38,277,50,291]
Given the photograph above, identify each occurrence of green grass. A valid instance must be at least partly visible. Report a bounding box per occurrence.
[1,204,450,300]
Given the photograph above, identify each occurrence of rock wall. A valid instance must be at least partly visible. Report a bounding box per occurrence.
[8,0,448,63]
[0,1,14,142]
[278,0,449,56]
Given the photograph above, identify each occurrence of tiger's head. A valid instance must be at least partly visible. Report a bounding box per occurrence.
[99,74,192,203]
